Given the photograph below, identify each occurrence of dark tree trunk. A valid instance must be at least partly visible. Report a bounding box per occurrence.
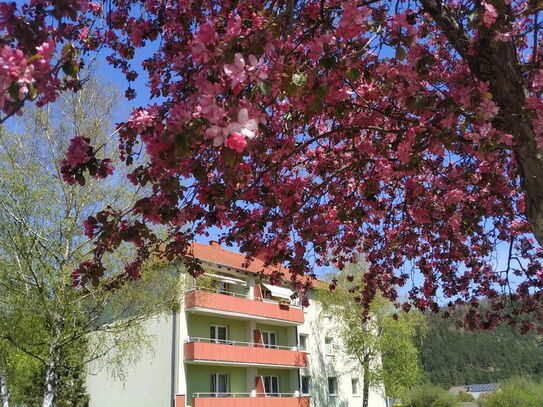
[362,357,370,407]
[421,0,543,246]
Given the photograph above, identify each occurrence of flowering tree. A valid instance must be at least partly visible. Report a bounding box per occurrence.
[2,0,543,330]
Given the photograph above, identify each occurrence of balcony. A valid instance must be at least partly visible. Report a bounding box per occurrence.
[184,338,307,368]
[184,288,304,324]
[191,394,310,407]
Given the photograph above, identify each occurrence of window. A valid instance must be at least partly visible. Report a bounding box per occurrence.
[351,378,359,395]
[300,376,310,394]
[262,331,277,349]
[210,373,228,396]
[325,337,333,354]
[298,334,308,351]
[264,375,279,396]
[218,281,229,294]
[262,287,272,299]
[328,377,338,396]
[210,325,228,343]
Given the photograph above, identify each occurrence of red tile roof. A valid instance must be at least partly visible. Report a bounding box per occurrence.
[189,241,327,288]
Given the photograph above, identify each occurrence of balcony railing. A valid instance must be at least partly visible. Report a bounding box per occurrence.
[193,393,303,397]
[191,393,310,407]
[184,288,304,324]
[184,337,308,367]
[187,286,302,307]
[185,337,300,352]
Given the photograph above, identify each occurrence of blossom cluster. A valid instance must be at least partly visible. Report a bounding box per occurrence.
[3,0,543,330]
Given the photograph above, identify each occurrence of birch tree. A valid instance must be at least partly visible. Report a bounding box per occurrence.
[318,264,425,406]
[0,79,182,407]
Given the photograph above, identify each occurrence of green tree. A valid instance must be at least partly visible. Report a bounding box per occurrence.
[318,263,426,406]
[483,378,543,407]
[0,79,182,407]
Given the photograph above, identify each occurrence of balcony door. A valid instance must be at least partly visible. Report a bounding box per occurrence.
[262,331,277,349]
[210,373,229,397]
[263,375,279,397]
[210,325,228,344]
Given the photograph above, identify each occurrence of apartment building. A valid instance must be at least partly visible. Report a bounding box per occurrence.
[86,241,387,407]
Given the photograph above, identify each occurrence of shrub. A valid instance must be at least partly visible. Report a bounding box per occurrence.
[457,391,475,402]
[406,384,460,407]
[483,378,543,407]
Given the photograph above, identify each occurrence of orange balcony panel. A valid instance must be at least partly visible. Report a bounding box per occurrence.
[184,342,308,367]
[185,290,304,324]
[175,395,185,407]
[192,397,310,407]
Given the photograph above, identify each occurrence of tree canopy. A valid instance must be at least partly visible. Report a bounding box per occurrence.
[3,0,543,329]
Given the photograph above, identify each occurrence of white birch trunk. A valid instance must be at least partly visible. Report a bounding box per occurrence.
[1,367,10,407]
[42,338,60,407]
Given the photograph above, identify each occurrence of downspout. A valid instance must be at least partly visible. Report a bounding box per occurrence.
[170,310,178,407]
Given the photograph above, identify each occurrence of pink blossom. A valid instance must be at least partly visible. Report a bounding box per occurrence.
[205,125,226,147]
[89,1,101,12]
[227,14,242,36]
[246,54,267,81]
[224,53,247,88]
[66,136,91,166]
[226,108,258,139]
[225,132,247,153]
[482,2,498,28]
[128,108,155,133]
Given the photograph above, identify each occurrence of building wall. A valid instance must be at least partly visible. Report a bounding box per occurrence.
[254,322,290,347]
[300,291,387,407]
[86,314,175,407]
[86,265,387,407]
[187,313,247,342]
[185,365,247,403]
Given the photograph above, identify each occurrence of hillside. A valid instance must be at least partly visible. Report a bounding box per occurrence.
[418,311,543,387]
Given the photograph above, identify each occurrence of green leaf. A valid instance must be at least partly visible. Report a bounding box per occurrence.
[345,68,361,82]
[259,80,272,97]
[320,56,336,69]
[62,61,79,78]
[223,50,235,64]
[27,83,37,101]
[8,82,20,101]
[175,133,190,156]
[220,147,237,165]
[292,73,307,87]
[395,46,407,61]
[27,54,44,63]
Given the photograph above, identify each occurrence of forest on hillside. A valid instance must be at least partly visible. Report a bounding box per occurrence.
[418,310,543,388]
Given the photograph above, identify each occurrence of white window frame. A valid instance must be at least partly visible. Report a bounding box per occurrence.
[325,337,334,355]
[351,378,360,396]
[210,373,229,396]
[298,334,308,351]
[262,330,278,349]
[264,375,279,396]
[328,377,338,396]
[300,375,310,395]
[210,325,228,343]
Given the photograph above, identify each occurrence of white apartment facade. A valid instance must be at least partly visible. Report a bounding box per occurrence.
[86,241,386,407]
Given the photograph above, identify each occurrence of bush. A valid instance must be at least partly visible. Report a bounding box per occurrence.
[483,378,543,407]
[431,393,462,407]
[457,391,475,402]
[406,384,460,407]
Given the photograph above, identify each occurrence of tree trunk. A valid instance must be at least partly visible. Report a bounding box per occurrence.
[42,339,60,407]
[421,0,543,246]
[362,357,370,407]
[1,367,9,407]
